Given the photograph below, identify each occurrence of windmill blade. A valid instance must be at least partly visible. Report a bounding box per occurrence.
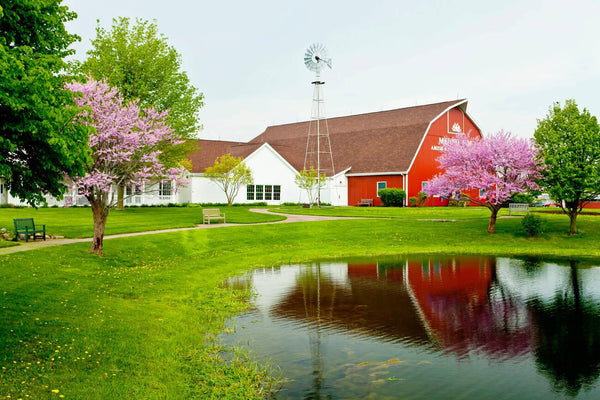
[304,43,331,73]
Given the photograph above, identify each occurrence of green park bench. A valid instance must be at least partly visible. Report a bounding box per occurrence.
[13,218,46,242]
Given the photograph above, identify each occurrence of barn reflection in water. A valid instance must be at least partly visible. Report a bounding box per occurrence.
[224,256,600,399]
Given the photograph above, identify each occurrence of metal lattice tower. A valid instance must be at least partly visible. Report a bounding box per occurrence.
[304,79,335,177]
[303,43,335,206]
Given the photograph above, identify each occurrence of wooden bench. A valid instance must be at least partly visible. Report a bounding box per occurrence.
[13,218,46,242]
[358,198,373,207]
[202,208,226,224]
[509,203,530,216]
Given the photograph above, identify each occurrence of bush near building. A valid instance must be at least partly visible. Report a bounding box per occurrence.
[378,188,406,207]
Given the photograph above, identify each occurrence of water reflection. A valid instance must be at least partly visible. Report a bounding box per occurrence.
[529,261,600,396]
[224,257,600,399]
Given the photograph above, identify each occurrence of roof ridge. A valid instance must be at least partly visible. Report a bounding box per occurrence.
[263,99,466,129]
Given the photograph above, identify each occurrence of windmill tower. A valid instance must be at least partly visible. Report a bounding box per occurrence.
[303,43,335,206]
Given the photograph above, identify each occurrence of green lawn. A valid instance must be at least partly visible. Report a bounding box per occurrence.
[270,204,600,219]
[0,206,285,240]
[1,207,599,399]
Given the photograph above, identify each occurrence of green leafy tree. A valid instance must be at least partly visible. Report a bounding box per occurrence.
[534,100,600,234]
[204,154,253,206]
[0,0,91,206]
[78,17,204,207]
[295,167,325,206]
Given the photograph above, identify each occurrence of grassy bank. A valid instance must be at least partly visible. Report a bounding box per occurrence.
[1,209,599,399]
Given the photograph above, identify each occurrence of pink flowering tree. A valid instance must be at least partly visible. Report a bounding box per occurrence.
[66,78,186,255]
[426,131,541,233]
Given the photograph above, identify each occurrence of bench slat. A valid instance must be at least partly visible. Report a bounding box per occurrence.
[509,203,530,216]
[202,209,226,224]
[13,218,46,242]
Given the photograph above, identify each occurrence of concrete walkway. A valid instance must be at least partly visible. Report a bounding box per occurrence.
[0,209,350,255]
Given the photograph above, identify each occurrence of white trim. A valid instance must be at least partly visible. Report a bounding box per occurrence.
[244,142,300,175]
[333,166,352,178]
[403,174,408,206]
[406,99,469,174]
[447,108,466,134]
[346,171,407,177]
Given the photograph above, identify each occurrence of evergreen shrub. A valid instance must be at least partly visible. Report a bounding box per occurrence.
[522,213,544,237]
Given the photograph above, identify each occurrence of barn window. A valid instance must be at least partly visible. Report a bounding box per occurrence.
[247,185,255,200]
[264,185,272,200]
[479,188,486,198]
[376,181,387,197]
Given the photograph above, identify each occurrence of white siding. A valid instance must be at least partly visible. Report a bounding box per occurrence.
[189,143,307,205]
[1,144,351,207]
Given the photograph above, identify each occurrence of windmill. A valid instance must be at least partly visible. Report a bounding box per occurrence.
[303,43,335,207]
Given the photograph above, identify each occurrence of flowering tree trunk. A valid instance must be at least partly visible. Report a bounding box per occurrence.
[454,193,502,234]
[488,205,500,234]
[88,193,111,255]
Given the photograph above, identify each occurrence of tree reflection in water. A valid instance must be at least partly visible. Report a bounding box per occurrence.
[530,260,600,396]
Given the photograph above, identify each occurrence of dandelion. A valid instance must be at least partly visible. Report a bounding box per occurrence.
[51,389,59,393]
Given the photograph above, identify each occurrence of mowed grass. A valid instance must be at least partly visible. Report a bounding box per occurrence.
[270,204,600,219]
[0,206,285,240]
[1,207,599,399]
[272,204,495,219]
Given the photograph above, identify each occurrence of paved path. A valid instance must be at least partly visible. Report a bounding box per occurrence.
[0,209,350,255]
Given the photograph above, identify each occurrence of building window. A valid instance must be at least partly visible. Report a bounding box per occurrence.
[479,188,486,198]
[273,185,281,200]
[159,181,171,198]
[376,181,387,197]
[247,184,281,201]
[421,181,428,192]
[126,185,141,196]
[255,185,264,200]
[126,185,142,204]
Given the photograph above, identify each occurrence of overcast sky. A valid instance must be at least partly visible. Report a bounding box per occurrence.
[62,0,600,141]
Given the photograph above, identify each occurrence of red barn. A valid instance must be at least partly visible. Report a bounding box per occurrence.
[249,99,482,206]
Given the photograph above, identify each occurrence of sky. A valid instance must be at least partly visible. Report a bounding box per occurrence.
[62,0,600,142]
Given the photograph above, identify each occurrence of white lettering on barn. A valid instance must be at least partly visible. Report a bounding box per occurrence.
[431,136,454,151]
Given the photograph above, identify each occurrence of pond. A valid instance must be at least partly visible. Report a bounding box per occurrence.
[222,256,600,400]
